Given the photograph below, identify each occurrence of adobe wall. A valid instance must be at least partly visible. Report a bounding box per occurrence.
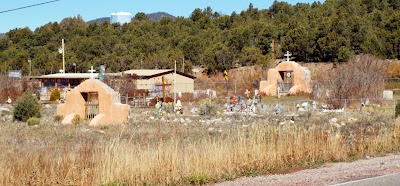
[259,61,312,96]
[57,79,130,126]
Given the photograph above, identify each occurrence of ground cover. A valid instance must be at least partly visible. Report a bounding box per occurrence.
[0,103,399,185]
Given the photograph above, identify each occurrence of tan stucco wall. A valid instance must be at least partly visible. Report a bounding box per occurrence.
[57,79,130,126]
[260,61,312,96]
[136,73,194,93]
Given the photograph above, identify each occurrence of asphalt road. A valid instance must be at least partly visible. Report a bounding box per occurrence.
[333,173,400,186]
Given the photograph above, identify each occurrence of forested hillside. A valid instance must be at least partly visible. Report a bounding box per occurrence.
[0,0,399,76]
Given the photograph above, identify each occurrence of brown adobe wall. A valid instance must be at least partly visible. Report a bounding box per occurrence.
[57,79,130,126]
[259,61,312,96]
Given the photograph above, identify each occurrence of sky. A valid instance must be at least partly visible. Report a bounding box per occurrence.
[0,0,324,33]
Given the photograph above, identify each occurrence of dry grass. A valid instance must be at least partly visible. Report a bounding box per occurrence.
[0,109,399,185]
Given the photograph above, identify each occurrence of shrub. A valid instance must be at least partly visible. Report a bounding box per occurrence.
[199,99,218,116]
[72,114,81,125]
[396,100,400,118]
[54,115,63,122]
[27,117,40,126]
[50,88,61,101]
[13,92,41,122]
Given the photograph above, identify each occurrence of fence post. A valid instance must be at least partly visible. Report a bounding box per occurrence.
[126,94,128,104]
[344,99,347,110]
[143,93,146,107]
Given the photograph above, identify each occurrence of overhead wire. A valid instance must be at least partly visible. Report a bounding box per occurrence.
[0,0,61,14]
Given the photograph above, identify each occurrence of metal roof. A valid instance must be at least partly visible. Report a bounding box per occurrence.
[33,73,99,79]
[123,69,172,76]
[32,69,195,80]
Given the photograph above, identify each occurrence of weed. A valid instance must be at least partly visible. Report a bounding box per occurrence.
[185,173,208,185]
[26,117,40,126]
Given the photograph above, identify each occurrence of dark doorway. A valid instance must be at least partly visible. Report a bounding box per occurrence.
[82,92,99,119]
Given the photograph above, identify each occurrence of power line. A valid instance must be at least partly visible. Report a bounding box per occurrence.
[0,0,61,14]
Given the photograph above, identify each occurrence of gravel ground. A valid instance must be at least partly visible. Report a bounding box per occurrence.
[215,154,400,186]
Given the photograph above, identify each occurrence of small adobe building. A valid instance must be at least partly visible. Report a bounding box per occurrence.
[121,69,196,93]
[259,61,312,96]
[57,79,130,126]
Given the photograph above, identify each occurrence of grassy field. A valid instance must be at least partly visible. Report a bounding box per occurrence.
[0,106,399,185]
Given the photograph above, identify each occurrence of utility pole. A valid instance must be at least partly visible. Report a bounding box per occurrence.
[182,56,185,73]
[271,39,275,68]
[174,60,176,109]
[62,39,65,73]
[28,59,31,76]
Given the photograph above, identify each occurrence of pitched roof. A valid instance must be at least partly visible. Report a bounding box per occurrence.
[122,69,196,79]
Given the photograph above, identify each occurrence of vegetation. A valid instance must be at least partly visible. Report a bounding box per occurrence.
[319,54,386,99]
[0,0,399,76]
[49,88,61,101]
[26,117,40,126]
[0,107,399,185]
[12,92,41,122]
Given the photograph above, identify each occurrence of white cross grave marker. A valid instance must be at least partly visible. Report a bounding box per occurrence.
[284,51,292,61]
[88,66,96,79]
[245,89,250,98]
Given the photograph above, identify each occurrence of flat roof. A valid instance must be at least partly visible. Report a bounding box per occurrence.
[123,69,172,76]
[123,69,196,79]
[32,69,196,80]
[33,73,99,79]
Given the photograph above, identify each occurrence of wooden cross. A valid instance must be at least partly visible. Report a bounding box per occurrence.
[284,51,292,61]
[88,66,96,79]
[155,76,172,102]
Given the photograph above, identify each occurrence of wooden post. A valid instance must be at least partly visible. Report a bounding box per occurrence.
[155,76,172,103]
[271,39,275,68]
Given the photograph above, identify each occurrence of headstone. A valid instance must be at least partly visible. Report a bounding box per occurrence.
[383,90,393,100]
[6,97,12,104]
[245,89,250,98]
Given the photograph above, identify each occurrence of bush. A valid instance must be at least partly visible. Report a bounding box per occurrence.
[72,114,81,125]
[396,100,400,118]
[198,99,218,116]
[54,115,63,122]
[13,92,41,122]
[50,88,61,101]
[27,117,40,126]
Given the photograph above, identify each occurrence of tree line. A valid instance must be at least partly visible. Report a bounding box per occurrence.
[0,0,399,76]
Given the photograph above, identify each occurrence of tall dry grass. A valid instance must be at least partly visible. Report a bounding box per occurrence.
[0,115,400,185]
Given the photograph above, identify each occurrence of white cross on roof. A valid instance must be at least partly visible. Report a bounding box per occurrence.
[88,66,96,79]
[284,51,292,61]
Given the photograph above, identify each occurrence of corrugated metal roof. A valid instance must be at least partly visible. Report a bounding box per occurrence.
[123,69,172,76]
[35,73,99,79]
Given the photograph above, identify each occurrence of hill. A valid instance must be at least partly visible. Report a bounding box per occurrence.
[0,1,399,76]
[87,12,175,24]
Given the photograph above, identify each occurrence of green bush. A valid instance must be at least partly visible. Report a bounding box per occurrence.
[27,117,40,126]
[13,92,41,122]
[50,88,61,101]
